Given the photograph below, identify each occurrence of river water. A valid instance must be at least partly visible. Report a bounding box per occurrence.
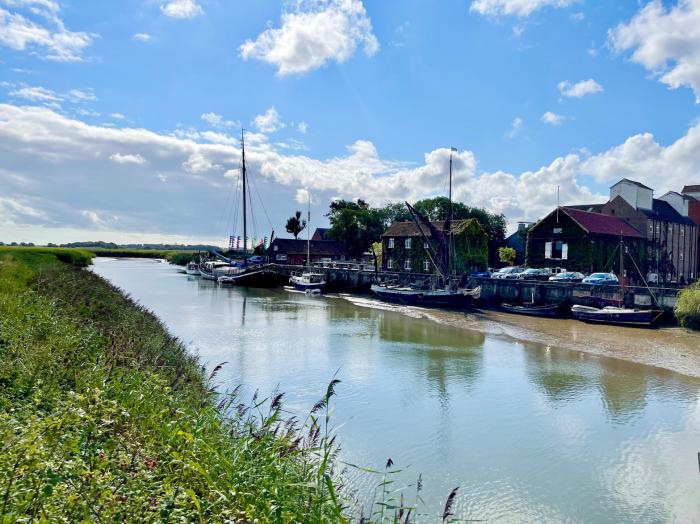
[92,258,700,523]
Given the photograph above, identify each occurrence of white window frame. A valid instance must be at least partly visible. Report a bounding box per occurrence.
[273,245,278,251]
[405,238,411,249]
[276,254,287,261]
[561,243,568,260]
[404,258,411,270]
[545,241,552,259]
[388,238,395,249]
[423,260,430,272]
[387,258,393,270]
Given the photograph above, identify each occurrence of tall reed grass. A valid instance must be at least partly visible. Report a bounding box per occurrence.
[0,251,463,522]
[675,282,700,330]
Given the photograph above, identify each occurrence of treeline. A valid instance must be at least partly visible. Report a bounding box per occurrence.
[323,197,506,262]
[55,241,220,251]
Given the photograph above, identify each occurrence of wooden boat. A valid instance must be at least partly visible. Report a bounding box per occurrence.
[501,302,560,317]
[218,266,286,288]
[371,149,479,309]
[571,305,661,326]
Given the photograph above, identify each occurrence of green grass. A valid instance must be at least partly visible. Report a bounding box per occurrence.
[0,246,199,266]
[0,251,348,522]
[675,282,700,330]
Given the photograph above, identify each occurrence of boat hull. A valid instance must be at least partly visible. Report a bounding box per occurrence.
[571,306,658,326]
[501,303,560,317]
[371,284,472,308]
[291,281,325,292]
[219,268,286,288]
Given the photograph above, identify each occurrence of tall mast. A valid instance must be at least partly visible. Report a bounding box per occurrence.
[447,149,455,277]
[307,190,311,269]
[619,233,625,301]
[241,130,247,262]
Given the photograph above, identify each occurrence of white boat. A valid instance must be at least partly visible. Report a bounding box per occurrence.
[290,272,326,292]
[185,261,200,275]
[199,261,236,280]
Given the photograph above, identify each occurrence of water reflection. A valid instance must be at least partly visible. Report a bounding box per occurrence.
[92,259,700,523]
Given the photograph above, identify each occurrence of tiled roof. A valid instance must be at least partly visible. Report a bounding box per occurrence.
[683,185,700,194]
[562,207,644,238]
[381,219,478,237]
[640,199,695,225]
[311,228,329,240]
[270,238,346,256]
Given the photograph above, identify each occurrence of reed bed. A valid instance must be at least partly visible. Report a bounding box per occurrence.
[0,250,463,522]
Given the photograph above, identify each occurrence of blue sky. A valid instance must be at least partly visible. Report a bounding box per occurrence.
[2,0,700,245]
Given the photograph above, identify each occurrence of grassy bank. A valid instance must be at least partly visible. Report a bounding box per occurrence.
[0,249,347,521]
[676,283,700,330]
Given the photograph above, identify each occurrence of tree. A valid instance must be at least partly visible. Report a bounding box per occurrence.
[326,200,389,260]
[285,211,307,239]
[499,247,517,266]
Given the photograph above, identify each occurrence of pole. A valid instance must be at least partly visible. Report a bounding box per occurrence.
[307,190,311,269]
[448,152,453,278]
[619,233,625,305]
[241,130,247,262]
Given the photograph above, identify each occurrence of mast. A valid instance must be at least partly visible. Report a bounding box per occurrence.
[241,130,247,262]
[307,190,311,269]
[619,233,625,304]
[447,148,457,278]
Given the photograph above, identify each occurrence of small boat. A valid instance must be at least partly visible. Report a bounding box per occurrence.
[370,283,476,307]
[199,261,235,280]
[290,272,326,292]
[501,302,560,317]
[571,305,661,326]
[218,265,287,288]
[185,261,200,275]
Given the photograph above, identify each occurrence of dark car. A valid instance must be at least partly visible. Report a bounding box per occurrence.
[582,272,618,285]
[517,268,550,281]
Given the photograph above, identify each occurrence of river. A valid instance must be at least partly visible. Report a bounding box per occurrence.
[92,258,700,522]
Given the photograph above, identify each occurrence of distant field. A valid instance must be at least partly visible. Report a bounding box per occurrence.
[0,246,199,266]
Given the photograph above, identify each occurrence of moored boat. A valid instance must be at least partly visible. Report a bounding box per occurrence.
[185,261,200,275]
[290,272,326,292]
[371,283,474,307]
[571,305,661,326]
[501,302,560,317]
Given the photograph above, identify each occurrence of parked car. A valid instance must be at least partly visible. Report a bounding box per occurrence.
[472,269,492,278]
[517,268,550,280]
[548,271,585,282]
[493,267,526,280]
[582,272,619,285]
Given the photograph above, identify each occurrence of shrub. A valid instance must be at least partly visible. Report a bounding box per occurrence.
[675,282,700,330]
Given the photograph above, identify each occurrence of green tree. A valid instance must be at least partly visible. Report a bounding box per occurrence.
[285,211,307,239]
[499,247,517,266]
[326,200,389,259]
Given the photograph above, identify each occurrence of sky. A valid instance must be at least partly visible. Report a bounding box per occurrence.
[2,0,700,246]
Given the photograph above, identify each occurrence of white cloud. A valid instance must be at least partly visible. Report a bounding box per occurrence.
[109,153,146,165]
[298,121,308,134]
[295,188,311,204]
[5,83,97,107]
[133,32,151,42]
[3,102,700,243]
[558,79,603,98]
[81,209,106,227]
[67,88,96,102]
[506,116,523,138]
[0,1,93,61]
[161,0,202,19]
[109,112,125,120]
[201,112,238,129]
[609,0,700,103]
[239,0,379,75]
[9,85,60,103]
[254,106,285,133]
[470,0,576,17]
[541,111,564,125]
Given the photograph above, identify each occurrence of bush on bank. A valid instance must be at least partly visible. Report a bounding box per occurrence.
[0,250,346,521]
[675,282,700,331]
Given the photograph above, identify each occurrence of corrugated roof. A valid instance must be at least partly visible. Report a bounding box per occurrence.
[640,199,695,225]
[562,207,644,238]
[380,219,478,238]
[270,238,346,256]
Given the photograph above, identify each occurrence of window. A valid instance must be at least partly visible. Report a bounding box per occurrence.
[424,241,428,249]
[546,241,567,259]
[273,245,278,251]
[276,254,287,261]
[405,259,411,270]
[388,238,394,249]
[553,227,562,234]
[387,258,393,269]
[424,260,430,271]
[656,223,660,235]
[545,241,552,258]
[405,238,411,249]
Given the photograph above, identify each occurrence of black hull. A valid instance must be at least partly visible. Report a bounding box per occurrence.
[572,308,658,326]
[222,269,287,288]
[371,288,473,308]
[501,303,560,317]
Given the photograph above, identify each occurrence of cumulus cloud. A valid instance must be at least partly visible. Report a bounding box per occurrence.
[201,112,238,129]
[0,0,94,61]
[3,102,700,242]
[470,0,576,17]
[254,107,285,133]
[558,79,603,98]
[541,111,564,125]
[609,0,700,103]
[161,0,202,19]
[109,153,146,165]
[239,0,379,75]
[6,83,96,107]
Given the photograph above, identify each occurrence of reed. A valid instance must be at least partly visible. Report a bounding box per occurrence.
[675,282,700,330]
[0,251,464,522]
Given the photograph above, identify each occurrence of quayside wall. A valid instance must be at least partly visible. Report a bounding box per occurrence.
[269,263,681,311]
